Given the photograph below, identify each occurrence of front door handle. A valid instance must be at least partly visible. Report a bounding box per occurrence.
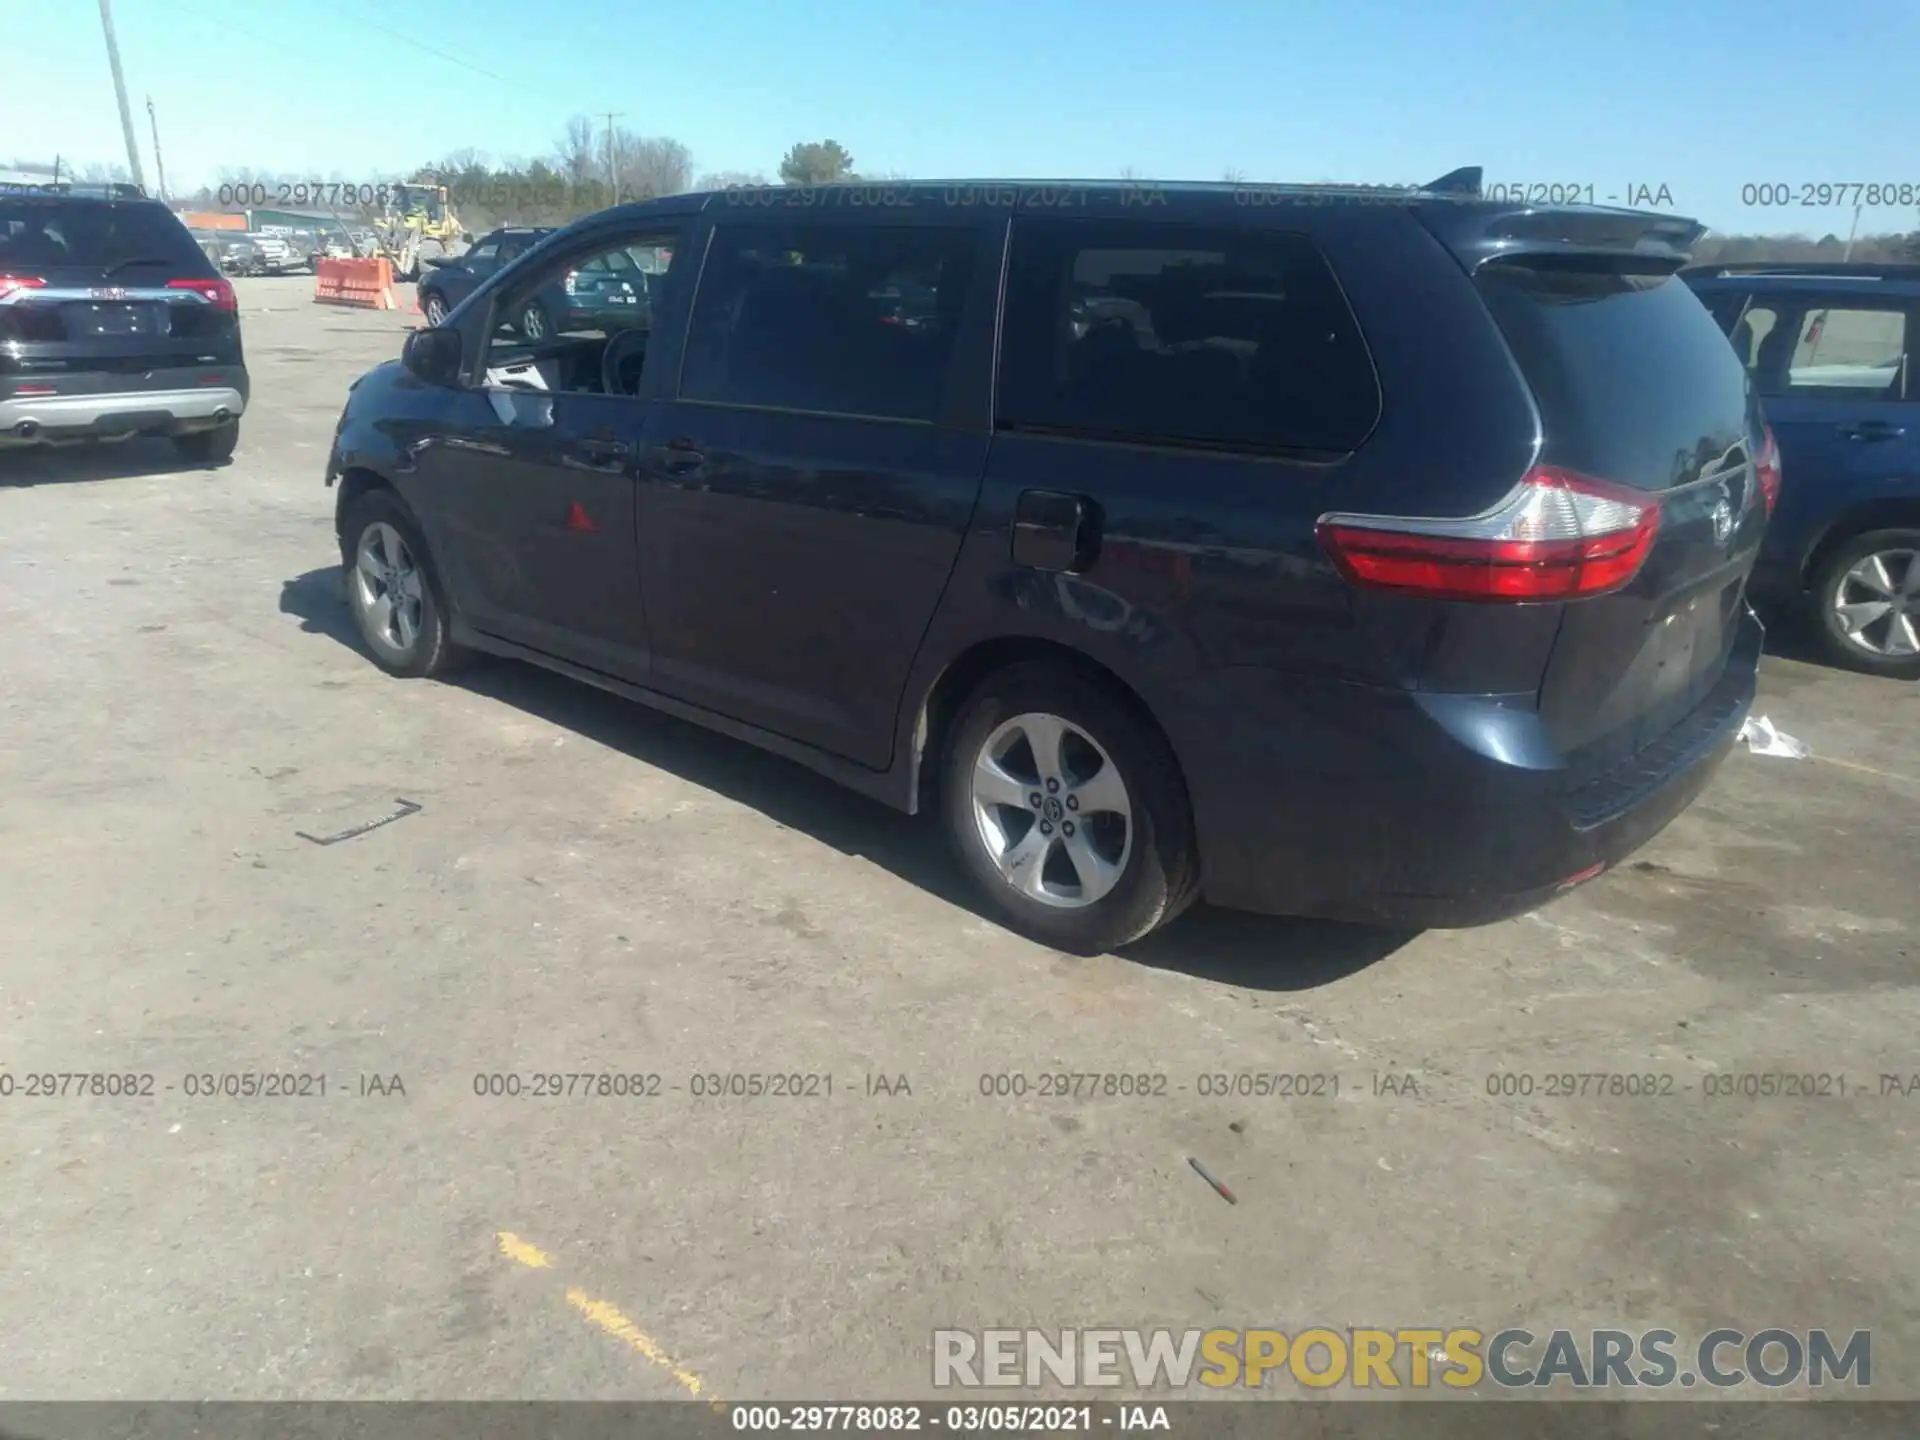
[1013,489,1099,573]
[574,436,630,463]
[648,437,707,478]
[1838,420,1906,441]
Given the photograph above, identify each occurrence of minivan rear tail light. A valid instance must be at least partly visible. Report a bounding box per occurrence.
[1754,425,1781,516]
[1317,466,1663,602]
[0,274,46,301]
[167,277,237,311]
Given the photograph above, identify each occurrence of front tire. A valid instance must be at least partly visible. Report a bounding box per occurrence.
[340,489,467,678]
[941,661,1199,954]
[174,421,238,465]
[518,300,550,341]
[1810,528,1920,679]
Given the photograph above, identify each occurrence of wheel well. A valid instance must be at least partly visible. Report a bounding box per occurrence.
[909,637,1185,816]
[1802,499,1920,582]
[333,466,396,545]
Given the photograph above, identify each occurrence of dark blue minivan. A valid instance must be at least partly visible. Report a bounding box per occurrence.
[1686,263,1920,679]
[326,175,1768,951]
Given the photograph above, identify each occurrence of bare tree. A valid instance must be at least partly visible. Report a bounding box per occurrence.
[610,131,694,200]
[555,115,599,190]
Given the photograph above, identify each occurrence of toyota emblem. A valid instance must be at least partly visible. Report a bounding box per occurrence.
[1711,496,1735,547]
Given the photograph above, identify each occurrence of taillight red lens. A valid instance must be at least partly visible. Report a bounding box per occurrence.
[0,274,46,301]
[1754,425,1781,516]
[1317,466,1663,602]
[167,277,237,311]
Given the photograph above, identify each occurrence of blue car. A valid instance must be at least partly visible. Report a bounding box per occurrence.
[1686,263,1920,678]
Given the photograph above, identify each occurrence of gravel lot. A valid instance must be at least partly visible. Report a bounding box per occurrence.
[2,276,1916,1405]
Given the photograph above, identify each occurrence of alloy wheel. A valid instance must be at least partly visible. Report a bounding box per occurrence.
[969,711,1133,908]
[351,521,425,657]
[1832,547,1920,659]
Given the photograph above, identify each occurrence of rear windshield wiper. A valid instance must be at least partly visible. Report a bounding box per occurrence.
[99,256,177,276]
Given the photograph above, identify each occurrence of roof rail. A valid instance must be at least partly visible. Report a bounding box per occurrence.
[0,179,149,199]
[1684,261,1920,280]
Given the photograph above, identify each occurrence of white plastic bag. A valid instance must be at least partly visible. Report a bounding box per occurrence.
[1738,715,1809,759]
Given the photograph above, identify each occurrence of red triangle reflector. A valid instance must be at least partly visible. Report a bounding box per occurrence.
[565,501,598,533]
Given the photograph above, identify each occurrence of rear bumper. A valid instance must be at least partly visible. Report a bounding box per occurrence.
[0,383,246,445]
[1184,609,1762,928]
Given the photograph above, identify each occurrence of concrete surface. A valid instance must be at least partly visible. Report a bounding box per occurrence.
[1,276,1916,1402]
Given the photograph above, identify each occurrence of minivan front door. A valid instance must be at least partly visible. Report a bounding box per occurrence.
[423,227,687,680]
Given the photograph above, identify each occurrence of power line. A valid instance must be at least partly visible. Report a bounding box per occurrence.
[322,0,593,111]
[148,0,595,114]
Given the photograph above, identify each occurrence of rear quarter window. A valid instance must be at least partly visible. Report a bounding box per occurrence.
[996,219,1381,454]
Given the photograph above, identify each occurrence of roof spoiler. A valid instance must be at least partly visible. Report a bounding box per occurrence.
[1423,166,1482,196]
[1418,203,1705,274]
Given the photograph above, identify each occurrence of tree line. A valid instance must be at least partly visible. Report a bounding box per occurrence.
[138,130,873,230]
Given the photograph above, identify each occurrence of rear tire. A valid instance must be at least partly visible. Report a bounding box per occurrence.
[339,489,469,678]
[1809,528,1920,679]
[941,661,1199,954]
[174,421,238,465]
[422,291,449,326]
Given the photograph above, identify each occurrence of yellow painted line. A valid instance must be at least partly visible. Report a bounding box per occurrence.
[1813,754,1920,787]
[566,1287,707,1396]
[496,1229,711,1399]
[496,1231,554,1269]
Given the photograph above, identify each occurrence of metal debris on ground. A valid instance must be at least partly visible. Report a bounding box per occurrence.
[1188,1156,1238,1205]
[296,798,422,846]
[1738,715,1810,759]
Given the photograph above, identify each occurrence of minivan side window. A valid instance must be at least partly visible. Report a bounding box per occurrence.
[678,221,979,422]
[996,219,1380,454]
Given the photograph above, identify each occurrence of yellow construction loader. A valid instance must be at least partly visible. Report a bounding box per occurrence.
[367,182,471,281]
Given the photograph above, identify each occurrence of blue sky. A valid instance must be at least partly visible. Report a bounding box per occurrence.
[6,0,1915,236]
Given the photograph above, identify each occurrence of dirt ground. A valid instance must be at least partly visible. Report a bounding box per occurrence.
[1,277,1915,1406]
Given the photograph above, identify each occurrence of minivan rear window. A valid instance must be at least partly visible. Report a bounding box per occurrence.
[996,219,1380,454]
[1475,262,1752,490]
[0,199,205,273]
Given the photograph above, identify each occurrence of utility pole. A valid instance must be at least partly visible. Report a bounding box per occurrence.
[1843,203,1862,262]
[97,0,148,190]
[145,96,168,202]
[603,112,624,205]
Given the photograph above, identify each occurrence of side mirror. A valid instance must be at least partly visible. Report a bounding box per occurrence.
[401,326,463,386]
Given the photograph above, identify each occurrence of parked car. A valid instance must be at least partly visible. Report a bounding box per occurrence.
[1685,263,1919,677]
[325,178,1766,951]
[194,230,265,277]
[416,226,552,327]
[1,186,246,461]
[246,231,299,274]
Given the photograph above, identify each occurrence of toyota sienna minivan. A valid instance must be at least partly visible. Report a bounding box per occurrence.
[324,173,1769,952]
